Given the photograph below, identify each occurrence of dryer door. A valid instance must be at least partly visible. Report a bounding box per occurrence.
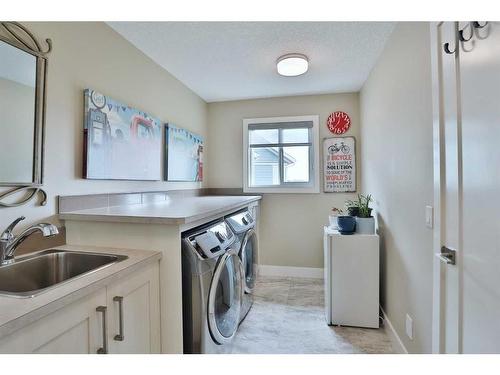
[240,229,257,293]
[207,249,244,344]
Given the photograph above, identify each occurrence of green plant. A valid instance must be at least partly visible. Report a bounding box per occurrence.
[331,207,343,216]
[344,199,359,216]
[357,194,373,218]
[345,199,358,209]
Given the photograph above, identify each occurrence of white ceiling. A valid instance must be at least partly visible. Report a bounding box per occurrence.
[108,22,395,102]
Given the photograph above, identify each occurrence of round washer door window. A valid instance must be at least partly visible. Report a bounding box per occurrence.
[208,249,244,344]
[241,229,257,293]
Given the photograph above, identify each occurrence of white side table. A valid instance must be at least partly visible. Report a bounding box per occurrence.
[323,226,380,328]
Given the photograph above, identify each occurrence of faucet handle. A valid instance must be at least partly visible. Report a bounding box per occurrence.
[1,216,26,241]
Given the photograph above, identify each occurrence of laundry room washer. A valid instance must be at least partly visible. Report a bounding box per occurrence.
[225,208,258,322]
[181,219,245,354]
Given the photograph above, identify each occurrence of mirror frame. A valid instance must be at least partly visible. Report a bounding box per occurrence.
[0,22,51,207]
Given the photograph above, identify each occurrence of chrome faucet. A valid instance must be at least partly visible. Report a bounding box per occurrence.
[0,216,59,266]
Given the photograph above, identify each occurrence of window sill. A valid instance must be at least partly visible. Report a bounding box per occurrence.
[243,186,320,194]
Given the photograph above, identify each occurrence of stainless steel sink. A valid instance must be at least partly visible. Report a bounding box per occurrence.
[0,249,128,298]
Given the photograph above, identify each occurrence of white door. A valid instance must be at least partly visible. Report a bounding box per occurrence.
[431,21,500,353]
[0,289,107,354]
[107,262,161,354]
[457,21,500,353]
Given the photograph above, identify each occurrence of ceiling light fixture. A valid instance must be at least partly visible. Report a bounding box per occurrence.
[276,53,309,77]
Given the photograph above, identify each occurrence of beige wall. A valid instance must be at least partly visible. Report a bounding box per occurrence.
[0,22,207,232]
[359,22,433,353]
[207,93,360,268]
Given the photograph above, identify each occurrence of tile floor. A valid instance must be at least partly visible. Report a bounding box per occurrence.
[231,276,395,354]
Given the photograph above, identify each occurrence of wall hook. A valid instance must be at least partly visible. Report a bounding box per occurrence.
[443,42,456,54]
[459,23,474,42]
[473,21,488,29]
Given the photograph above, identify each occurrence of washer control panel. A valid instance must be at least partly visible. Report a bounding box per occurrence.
[226,209,254,234]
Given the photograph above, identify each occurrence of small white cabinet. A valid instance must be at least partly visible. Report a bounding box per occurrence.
[0,261,160,354]
[324,226,380,328]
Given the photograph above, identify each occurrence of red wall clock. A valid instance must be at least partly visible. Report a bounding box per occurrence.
[327,111,351,134]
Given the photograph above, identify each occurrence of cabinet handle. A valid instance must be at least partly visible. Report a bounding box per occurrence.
[113,296,125,341]
[96,306,108,354]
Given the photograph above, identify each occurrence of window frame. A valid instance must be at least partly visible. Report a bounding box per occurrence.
[243,115,320,194]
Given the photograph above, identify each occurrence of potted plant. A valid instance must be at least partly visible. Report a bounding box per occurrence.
[345,199,360,217]
[355,194,375,234]
[329,207,343,229]
[337,214,357,235]
[333,205,356,235]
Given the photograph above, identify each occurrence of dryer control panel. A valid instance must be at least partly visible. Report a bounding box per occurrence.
[184,220,235,259]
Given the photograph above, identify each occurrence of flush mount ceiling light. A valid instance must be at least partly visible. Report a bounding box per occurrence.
[276,53,309,77]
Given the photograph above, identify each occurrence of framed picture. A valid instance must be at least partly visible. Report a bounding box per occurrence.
[323,136,356,192]
[83,89,162,180]
[165,124,203,182]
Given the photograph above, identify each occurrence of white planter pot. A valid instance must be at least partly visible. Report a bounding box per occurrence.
[328,215,339,229]
[355,217,375,234]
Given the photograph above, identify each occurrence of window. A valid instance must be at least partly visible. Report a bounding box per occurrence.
[243,115,319,193]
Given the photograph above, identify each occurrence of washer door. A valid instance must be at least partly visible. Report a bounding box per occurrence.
[207,249,244,344]
[240,229,257,293]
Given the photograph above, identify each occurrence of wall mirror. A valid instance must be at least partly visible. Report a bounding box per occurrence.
[0,22,51,207]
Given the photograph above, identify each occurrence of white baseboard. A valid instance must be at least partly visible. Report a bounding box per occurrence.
[380,306,408,354]
[258,265,324,279]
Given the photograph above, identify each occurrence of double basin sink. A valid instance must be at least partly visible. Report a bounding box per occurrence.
[0,249,128,298]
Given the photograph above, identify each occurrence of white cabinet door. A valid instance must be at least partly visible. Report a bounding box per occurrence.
[324,229,380,329]
[0,289,107,354]
[106,262,161,354]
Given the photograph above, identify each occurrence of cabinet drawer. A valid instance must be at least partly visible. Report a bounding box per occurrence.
[0,289,106,354]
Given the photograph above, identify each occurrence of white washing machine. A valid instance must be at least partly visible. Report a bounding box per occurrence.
[225,208,258,322]
[181,219,244,354]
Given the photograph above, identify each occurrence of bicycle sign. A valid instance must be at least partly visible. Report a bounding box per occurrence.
[327,141,350,155]
[323,137,356,193]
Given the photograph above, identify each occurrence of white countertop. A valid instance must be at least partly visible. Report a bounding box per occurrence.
[324,226,379,236]
[58,195,261,225]
[0,245,161,339]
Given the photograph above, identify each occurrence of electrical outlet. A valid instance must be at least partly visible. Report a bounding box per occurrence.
[425,206,433,229]
[406,314,414,340]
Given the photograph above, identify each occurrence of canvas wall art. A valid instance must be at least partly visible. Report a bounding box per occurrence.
[323,136,356,192]
[165,124,203,182]
[83,89,162,180]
